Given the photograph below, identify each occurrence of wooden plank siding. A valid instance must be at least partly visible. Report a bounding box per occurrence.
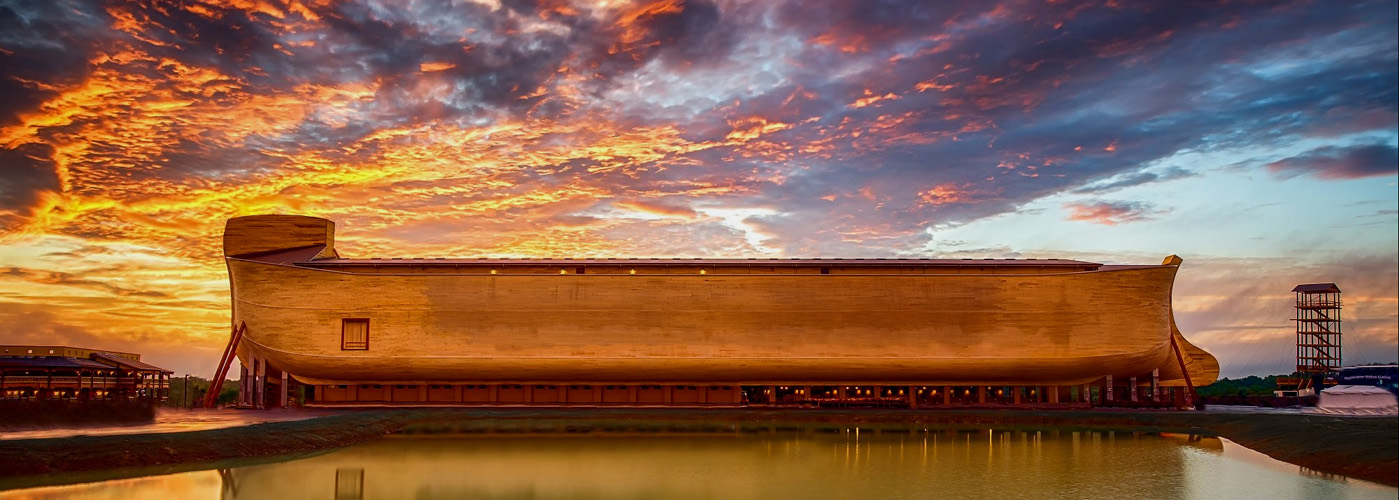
[222,215,1219,405]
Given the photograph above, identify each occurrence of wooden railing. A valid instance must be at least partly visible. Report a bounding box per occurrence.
[1,377,164,387]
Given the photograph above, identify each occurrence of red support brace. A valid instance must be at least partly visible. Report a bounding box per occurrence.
[1170,335,1197,409]
[203,322,245,408]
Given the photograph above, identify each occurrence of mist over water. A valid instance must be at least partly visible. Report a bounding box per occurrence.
[2,430,1393,500]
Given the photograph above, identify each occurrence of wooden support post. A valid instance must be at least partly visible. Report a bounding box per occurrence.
[1013,386,1021,405]
[628,385,638,404]
[280,370,289,408]
[1105,375,1113,403]
[664,385,673,404]
[978,386,987,404]
[1049,386,1059,404]
[489,385,500,404]
[247,359,254,408]
[1129,376,1138,402]
[943,386,951,405]
[592,385,602,403]
[419,384,429,403]
[239,363,249,406]
[256,357,266,409]
[1152,369,1160,402]
[908,386,917,409]
[767,385,777,405]
[245,359,254,408]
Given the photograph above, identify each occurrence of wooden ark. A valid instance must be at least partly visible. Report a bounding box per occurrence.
[220,215,1218,408]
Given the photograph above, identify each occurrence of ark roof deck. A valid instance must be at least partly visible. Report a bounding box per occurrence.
[297,257,1101,268]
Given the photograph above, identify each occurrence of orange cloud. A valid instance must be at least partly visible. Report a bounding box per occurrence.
[613,200,700,219]
[724,117,793,142]
[1062,201,1157,225]
[419,61,457,72]
[851,90,901,108]
[916,183,987,206]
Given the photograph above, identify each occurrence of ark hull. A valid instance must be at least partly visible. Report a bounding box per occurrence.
[220,215,1219,408]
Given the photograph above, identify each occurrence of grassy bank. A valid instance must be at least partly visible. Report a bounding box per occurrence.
[0,411,411,491]
[0,408,1394,491]
[0,400,156,431]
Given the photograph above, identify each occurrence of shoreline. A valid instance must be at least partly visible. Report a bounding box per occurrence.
[0,408,1393,490]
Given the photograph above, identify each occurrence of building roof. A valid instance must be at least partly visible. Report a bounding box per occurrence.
[92,352,173,373]
[1293,283,1341,293]
[0,345,142,359]
[298,257,1103,268]
[0,356,113,371]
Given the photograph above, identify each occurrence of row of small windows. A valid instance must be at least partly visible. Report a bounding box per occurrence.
[331,384,737,390]
[477,268,837,274]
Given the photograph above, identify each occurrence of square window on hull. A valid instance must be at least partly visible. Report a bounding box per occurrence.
[342,319,369,350]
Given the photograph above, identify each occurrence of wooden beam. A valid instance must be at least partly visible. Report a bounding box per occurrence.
[203,323,244,408]
[280,370,289,408]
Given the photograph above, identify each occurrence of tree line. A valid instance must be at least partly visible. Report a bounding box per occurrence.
[164,376,239,408]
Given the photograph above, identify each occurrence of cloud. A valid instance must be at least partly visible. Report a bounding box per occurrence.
[1,266,172,298]
[1266,143,1399,180]
[1072,166,1196,194]
[0,302,109,347]
[612,199,701,219]
[0,143,60,216]
[0,0,1392,371]
[1062,201,1162,225]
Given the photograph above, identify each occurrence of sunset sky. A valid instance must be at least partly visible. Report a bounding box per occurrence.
[0,0,1394,379]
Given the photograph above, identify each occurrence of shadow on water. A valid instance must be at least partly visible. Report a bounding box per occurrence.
[4,424,1394,500]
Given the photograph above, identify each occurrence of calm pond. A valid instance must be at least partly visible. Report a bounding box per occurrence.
[2,429,1394,500]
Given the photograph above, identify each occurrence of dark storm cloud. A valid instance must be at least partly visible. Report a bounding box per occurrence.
[601,0,739,70]
[0,2,105,222]
[0,143,59,212]
[1267,144,1399,180]
[0,1,107,127]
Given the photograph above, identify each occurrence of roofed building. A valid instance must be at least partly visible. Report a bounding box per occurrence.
[0,345,171,402]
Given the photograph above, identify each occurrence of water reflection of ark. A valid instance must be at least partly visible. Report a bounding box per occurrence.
[215,431,1228,500]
